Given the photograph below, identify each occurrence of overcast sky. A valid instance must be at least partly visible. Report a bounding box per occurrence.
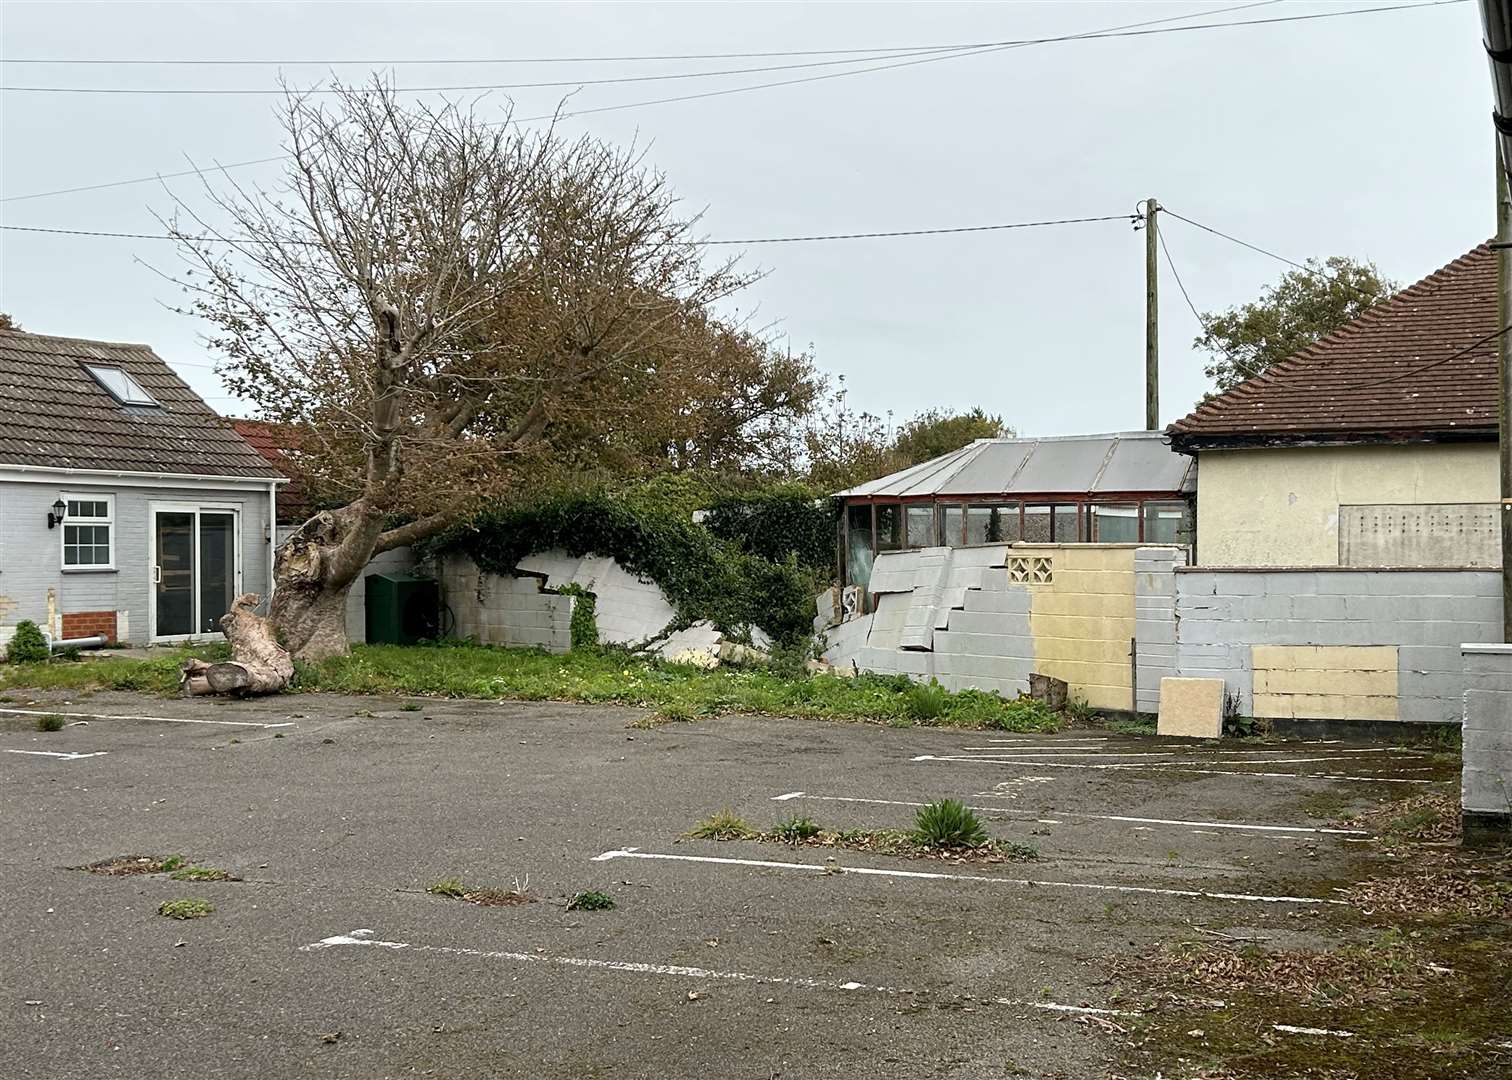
[0,0,1491,435]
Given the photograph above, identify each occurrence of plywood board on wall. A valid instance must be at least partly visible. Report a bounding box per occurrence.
[1250,644,1398,721]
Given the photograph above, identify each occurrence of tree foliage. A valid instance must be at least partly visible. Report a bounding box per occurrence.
[893,407,1009,466]
[0,313,21,331]
[170,80,798,657]
[1196,256,1396,392]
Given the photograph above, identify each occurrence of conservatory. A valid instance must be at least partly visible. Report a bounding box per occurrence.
[835,431,1196,591]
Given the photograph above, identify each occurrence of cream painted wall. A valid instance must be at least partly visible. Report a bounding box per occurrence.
[1196,444,1499,567]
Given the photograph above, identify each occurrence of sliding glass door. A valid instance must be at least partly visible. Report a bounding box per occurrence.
[151,505,241,640]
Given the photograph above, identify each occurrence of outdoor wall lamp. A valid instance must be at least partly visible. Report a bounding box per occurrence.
[47,498,66,529]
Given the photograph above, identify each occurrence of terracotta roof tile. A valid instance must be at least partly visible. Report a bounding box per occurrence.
[1168,242,1498,445]
[231,419,310,523]
[0,330,282,478]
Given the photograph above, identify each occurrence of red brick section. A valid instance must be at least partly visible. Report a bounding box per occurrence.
[1169,242,1498,445]
[61,611,117,643]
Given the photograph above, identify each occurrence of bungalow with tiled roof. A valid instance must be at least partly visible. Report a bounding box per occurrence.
[0,329,282,648]
[1168,242,1499,569]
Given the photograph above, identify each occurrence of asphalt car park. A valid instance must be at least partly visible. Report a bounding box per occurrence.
[0,690,1481,1079]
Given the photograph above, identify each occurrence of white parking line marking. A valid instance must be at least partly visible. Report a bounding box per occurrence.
[300,928,1136,1017]
[3,749,108,761]
[912,755,1434,783]
[0,707,293,729]
[768,792,1368,836]
[591,848,1347,905]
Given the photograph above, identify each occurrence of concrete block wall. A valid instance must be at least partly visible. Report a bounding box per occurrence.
[1134,546,1185,712]
[442,557,574,652]
[516,551,676,645]
[1175,568,1502,724]
[1461,645,1512,830]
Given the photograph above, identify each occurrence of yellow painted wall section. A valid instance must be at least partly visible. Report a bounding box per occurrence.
[1251,645,1398,721]
[1020,545,1136,711]
[1196,444,1498,567]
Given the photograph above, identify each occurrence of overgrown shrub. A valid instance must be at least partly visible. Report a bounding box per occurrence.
[5,620,48,664]
[913,799,988,848]
[440,492,818,643]
[555,584,599,650]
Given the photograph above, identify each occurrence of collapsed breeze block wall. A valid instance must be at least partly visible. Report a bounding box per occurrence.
[844,544,1184,711]
[1174,568,1502,725]
[514,551,675,645]
[1462,644,1512,839]
[443,556,574,652]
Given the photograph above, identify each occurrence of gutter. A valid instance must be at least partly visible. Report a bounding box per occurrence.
[1482,1,1512,178]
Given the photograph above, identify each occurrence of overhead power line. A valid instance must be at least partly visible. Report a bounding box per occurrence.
[0,213,1138,247]
[0,1,1460,95]
[0,1,1458,205]
[1160,207,1387,302]
[1155,227,1209,330]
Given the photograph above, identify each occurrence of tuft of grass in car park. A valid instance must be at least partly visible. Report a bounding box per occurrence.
[427,875,536,907]
[686,800,1039,864]
[0,641,1063,732]
[34,713,66,732]
[565,890,616,912]
[158,898,215,920]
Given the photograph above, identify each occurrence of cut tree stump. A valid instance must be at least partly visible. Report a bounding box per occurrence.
[181,593,295,697]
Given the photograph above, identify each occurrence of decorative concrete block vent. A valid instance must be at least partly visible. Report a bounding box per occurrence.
[1157,677,1225,738]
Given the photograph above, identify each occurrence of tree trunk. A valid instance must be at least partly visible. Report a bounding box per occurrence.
[268,506,384,662]
[182,593,295,697]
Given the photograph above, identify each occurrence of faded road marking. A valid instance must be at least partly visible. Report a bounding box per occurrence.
[300,928,1135,1017]
[591,848,1347,906]
[0,707,293,730]
[3,749,108,761]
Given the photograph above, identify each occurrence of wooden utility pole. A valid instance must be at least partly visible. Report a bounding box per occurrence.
[1145,197,1160,431]
[1498,160,1512,641]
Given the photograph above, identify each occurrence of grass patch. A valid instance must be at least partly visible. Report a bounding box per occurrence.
[0,641,1061,732]
[689,806,1038,864]
[427,875,534,907]
[566,889,616,912]
[398,702,422,712]
[34,713,65,732]
[686,808,757,840]
[79,854,185,876]
[1100,716,1157,736]
[168,865,237,882]
[158,898,214,920]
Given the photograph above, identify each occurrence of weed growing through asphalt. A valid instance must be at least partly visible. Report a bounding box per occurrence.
[566,890,616,912]
[771,815,821,844]
[169,865,236,882]
[427,875,535,906]
[686,808,757,840]
[158,898,214,920]
[35,713,65,732]
[399,703,422,712]
[912,799,988,848]
[80,854,185,876]
[427,876,466,898]
[688,806,1037,863]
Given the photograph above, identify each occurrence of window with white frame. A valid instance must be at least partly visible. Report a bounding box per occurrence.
[62,495,114,568]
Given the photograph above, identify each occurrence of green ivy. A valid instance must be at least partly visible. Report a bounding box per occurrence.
[438,490,823,645]
[555,584,600,651]
[702,485,838,571]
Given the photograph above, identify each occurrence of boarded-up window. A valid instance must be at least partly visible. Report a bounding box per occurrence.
[1339,504,1499,568]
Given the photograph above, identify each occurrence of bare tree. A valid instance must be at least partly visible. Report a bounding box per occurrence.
[172,81,755,664]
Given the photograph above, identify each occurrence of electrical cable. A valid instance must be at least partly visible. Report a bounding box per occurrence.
[1155,224,1209,330]
[0,1,1453,204]
[0,213,1139,246]
[1160,207,1385,302]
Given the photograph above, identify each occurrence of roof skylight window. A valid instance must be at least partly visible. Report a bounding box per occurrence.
[83,364,160,407]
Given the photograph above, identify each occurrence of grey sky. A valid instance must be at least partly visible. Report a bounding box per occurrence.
[0,0,1490,437]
